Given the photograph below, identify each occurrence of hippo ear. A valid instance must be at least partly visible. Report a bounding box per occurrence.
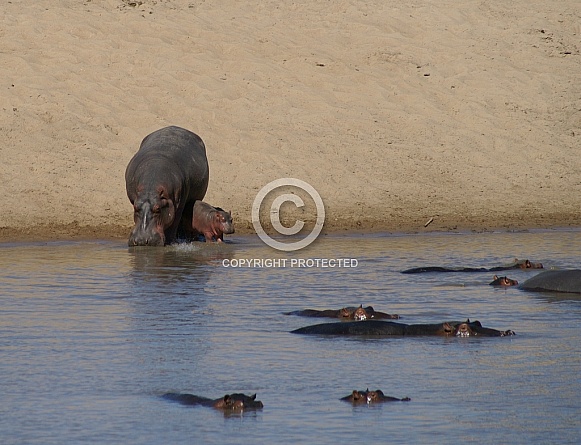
[493,275,498,280]
[251,394,256,400]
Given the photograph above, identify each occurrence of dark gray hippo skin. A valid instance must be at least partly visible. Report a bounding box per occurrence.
[291,319,515,337]
[162,393,263,411]
[285,305,400,320]
[125,126,209,246]
[519,270,581,294]
[191,200,235,242]
[341,389,411,404]
[402,258,543,274]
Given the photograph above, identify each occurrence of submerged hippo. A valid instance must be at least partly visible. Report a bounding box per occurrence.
[285,305,400,320]
[291,319,515,337]
[162,392,263,411]
[191,201,235,242]
[402,258,543,274]
[519,270,581,294]
[341,389,411,404]
[489,275,519,287]
[125,126,209,246]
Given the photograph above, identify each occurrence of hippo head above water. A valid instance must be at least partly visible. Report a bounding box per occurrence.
[213,393,263,411]
[490,275,519,287]
[128,187,175,247]
[516,259,543,270]
[453,320,516,337]
[455,322,476,337]
[341,389,411,404]
[339,305,369,321]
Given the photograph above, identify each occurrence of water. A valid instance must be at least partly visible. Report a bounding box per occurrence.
[1,230,580,444]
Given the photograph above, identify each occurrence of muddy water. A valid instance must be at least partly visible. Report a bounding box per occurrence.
[1,230,580,444]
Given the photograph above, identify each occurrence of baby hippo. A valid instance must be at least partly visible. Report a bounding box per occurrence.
[341,389,411,404]
[193,200,235,242]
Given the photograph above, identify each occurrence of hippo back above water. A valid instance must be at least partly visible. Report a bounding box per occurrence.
[291,319,515,337]
[520,270,581,294]
[125,126,209,246]
[162,392,263,411]
[402,258,543,274]
[285,305,400,320]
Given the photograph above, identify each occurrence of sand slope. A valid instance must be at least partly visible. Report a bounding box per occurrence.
[1,0,580,240]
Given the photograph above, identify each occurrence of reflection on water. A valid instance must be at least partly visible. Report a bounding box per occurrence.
[0,230,580,444]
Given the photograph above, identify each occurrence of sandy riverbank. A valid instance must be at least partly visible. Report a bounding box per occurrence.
[1,0,580,242]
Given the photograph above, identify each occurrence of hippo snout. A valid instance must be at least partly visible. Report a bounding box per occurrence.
[128,229,164,247]
[222,221,235,235]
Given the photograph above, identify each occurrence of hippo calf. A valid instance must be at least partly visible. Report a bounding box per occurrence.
[519,270,581,294]
[125,126,209,246]
[162,392,263,411]
[192,200,235,242]
[341,389,411,404]
[291,319,515,337]
[489,275,519,286]
[402,258,543,274]
[285,305,400,320]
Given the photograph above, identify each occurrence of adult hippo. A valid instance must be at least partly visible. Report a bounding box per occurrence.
[125,126,209,246]
[402,258,543,274]
[519,270,581,294]
[285,305,400,320]
[291,319,515,337]
[162,392,263,411]
[341,389,411,404]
